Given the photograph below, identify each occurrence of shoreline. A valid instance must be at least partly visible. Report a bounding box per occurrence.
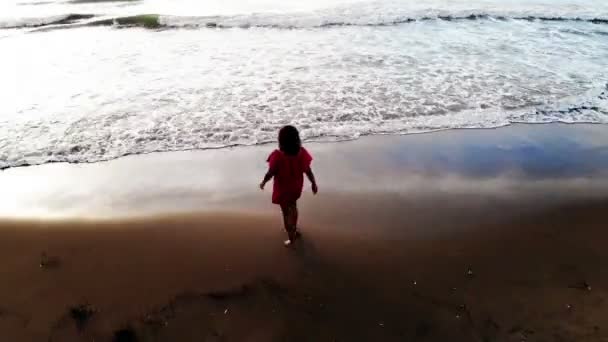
[2,122,608,219]
[2,121,608,173]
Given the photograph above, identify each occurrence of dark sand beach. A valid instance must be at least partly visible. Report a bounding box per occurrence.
[1,123,608,341]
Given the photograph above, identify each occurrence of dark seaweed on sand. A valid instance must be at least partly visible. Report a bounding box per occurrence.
[113,327,139,342]
[69,303,96,331]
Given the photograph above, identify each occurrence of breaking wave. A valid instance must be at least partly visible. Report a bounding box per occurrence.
[2,12,607,31]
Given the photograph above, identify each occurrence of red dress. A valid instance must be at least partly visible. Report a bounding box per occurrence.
[267,147,313,205]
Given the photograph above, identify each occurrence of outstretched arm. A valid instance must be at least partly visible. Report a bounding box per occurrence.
[260,169,274,190]
[305,169,318,194]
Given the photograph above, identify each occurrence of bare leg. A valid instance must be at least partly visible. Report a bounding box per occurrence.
[293,203,299,230]
[280,203,298,244]
[280,204,289,233]
[292,203,301,239]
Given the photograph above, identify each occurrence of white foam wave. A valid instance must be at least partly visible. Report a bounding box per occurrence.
[3,0,608,30]
[157,1,608,29]
[0,14,68,28]
[1,0,608,169]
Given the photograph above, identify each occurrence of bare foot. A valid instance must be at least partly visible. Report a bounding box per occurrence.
[284,229,301,247]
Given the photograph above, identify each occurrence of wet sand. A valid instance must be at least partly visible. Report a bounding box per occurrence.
[1,123,608,341]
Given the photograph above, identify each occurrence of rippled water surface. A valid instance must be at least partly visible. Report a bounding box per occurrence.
[1,0,608,168]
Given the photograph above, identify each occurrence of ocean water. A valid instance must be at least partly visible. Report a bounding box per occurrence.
[1,0,608,169]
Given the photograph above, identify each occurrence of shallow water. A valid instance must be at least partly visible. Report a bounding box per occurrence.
[1,0,608,169]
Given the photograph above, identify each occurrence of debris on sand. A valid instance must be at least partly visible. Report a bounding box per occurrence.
[568,281,591,291]
[207,285,252,301]
[142,312,169,328]
[509,326,535,341]
[113,327,138,342]
[455,304,467,319]
[40,252,48,268]
[69,303,96,331]
[39,252,60,269]
[142,301,174,329]
[140,278,287,332]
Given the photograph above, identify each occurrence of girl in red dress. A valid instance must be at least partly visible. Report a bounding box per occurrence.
[260,125,318,246]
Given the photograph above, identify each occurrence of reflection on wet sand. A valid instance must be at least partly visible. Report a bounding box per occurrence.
[1,123,608,219]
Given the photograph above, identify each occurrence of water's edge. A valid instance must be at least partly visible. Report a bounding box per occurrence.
[3,121,607,172]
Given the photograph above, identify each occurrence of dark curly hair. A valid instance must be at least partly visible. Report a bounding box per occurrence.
[278,125,301,156]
